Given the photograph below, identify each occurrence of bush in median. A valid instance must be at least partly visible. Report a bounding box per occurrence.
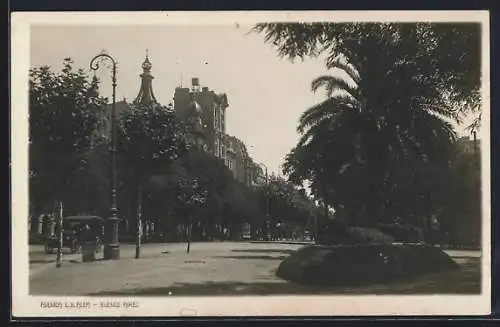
[276,244,459,287]
[317,221,394,245]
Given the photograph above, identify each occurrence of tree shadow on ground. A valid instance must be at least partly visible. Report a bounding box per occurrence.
[212,255,287,260]
[30,259,57,264]
[89,259,480,296]
[231,249,297,254]
[68,257,109,264]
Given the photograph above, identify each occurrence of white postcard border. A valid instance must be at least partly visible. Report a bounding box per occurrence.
[11,10,491,317]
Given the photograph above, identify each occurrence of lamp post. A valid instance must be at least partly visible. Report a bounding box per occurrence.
[90,52,120,260]
[256,162,271,241]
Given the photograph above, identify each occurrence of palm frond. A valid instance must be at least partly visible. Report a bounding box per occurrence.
[326,55,361,84]
[298,96,359,134]
[311,75,360,100]
[298,118,332,147]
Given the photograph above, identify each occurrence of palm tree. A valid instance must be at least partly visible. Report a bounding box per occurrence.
[286,49,457,226]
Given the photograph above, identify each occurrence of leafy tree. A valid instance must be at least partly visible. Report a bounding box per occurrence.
[438,146,481,246]
[223,179,261,238]
[258,23,479,226]
[253,22,481,119]
[183,150,231,240]
[174,176,207,253]
[117,102,188,255]
[29,58,107,215]
[178,149,262,240]
[257,176,316,232]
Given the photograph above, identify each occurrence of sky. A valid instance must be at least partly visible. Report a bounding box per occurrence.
[30,25,329,175]
[30,24,477,175]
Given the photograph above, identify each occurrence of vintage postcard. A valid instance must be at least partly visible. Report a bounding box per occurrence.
[11,11,491,317]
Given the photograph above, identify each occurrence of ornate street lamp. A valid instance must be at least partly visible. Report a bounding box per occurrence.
[90,52,120,260]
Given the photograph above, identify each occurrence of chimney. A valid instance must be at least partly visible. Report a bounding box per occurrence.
[191,77,201,93]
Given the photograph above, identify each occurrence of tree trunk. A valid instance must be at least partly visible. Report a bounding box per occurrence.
[318,184,328,242]
[186,220,192,254]
[251,224,257,241]
[56,201,63,268]
[135,182,143,259]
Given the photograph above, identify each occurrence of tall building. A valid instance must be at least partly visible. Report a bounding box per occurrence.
[174,78,260,186]
[96,56,262,187]
[174,78,229,156]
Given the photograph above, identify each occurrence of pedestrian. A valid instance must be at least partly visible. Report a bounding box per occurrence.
[223,227,228,241]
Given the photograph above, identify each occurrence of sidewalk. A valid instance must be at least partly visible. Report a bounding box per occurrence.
[30,251,282,295]
[29,252,86,277]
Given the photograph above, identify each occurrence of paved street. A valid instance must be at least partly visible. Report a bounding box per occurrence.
[29,242,481,296]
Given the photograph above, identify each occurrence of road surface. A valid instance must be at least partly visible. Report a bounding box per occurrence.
[28,242,481,296]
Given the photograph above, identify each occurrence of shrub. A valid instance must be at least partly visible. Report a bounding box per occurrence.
[347,227,394,245]
[276,244,459,286]
[317,221,394,245]
[378,223,425,243]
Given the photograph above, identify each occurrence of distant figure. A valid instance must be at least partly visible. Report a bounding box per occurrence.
[223,227,229,241]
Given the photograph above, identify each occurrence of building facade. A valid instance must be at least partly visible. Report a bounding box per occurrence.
[225,135,262,186]
[174,78,228,157]
[174,78,260,186]
[457,135,481,155]
[97,56,262,188]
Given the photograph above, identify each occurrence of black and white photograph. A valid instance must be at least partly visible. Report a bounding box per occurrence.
[11,11,490,317]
